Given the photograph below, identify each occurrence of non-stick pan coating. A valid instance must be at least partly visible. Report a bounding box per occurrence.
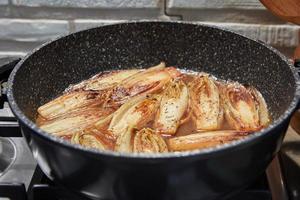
[12,22,296,122]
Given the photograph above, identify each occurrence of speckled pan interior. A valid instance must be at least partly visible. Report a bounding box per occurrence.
[10,21,297,123]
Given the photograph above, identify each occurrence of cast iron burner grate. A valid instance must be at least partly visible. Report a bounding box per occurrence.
[0,138,16,176]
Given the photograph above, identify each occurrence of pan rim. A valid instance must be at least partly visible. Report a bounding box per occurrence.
[6,20,300,159]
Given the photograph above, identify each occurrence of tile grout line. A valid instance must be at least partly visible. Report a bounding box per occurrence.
[163,0,182,20]
[68,19,76,34]
[7,0,12,17]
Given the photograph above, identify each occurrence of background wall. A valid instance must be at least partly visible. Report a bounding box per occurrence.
[0,0,299,58]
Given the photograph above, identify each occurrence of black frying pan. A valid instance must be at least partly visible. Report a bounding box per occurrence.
[6,21,300,200]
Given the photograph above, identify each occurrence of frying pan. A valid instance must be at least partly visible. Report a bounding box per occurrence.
[6,21,300,200]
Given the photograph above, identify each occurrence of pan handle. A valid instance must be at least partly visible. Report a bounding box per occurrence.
[266,155,289,200]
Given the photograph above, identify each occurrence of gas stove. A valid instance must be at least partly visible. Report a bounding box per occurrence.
[0,57,298,200]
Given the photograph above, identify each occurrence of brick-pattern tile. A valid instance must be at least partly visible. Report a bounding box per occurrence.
[167,0,265,9]
[201,22,299,47]
[12,0,160,8]
[73,19,126,32]
[0,19,69,41]
[10,0,164,20]
[165,0,286,23]
[0,0,8,5]
[0,51,26,59]
[0,0,297,58]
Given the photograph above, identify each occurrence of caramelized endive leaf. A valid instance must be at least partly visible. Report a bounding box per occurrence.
[248,87,270,127]
[189,76,223,130]
[154,79,189,135]
[167,130,250,151]
[108,94,161,137]
[39,107,107,136]
[69,69,140,91]
[37,91,105,119]
[108,95,145,134]
[114,126,135,153]
[133,128,168,153]
[94,113,114,130]
[222,83,260,130]
[109,63,181,104]
[71,132,106,150]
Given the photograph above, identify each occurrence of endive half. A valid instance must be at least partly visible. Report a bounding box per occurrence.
[154,79,189,135]
[248,87,270,127]
[114,126,135,153]
[133,128,168,153]
[189,75,223,130]
[222,83,260,130]
[39,107,107,136]
[37,91,106,119]
[110,63,180,104]
[108,94,161,137]
[167,130,250,151]
[71,132,106,150]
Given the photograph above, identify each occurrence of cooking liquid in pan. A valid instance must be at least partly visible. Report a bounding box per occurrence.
[36,62,270,153]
